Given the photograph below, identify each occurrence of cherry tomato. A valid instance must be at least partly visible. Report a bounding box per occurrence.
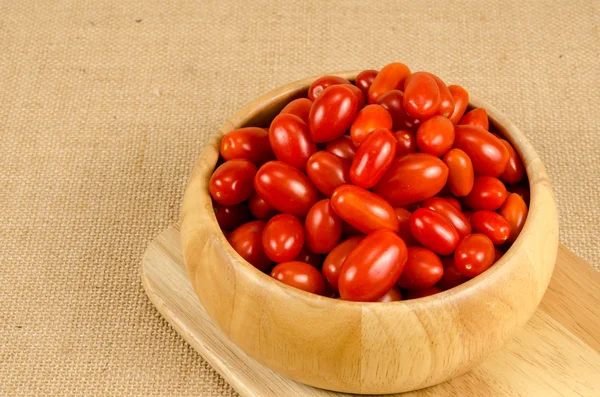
[440,196,462,211]
[280,98,313,124]
[322,236,364,292]
[403,287,441,299]
[454,233,495,277]
[254,161,319,216]
[349,104,393,146]
[471,210,511,245]
[355,69,378,97]
[442,148,474,197]
[339,230,408,301]
[499,139,525,185]
[248,192,278,220]
[403,72,440,119]
[220,127,274,165]
[228,220,272,271]
[350,128,396,188]
[430,74,455,118]
[394,207,417,245]
[416,115,455,157]
[394,130,417,157]
[269,113,316,170]
[397,247,444,290]
[294,247,321,268]
[463,176,507,211]
[325,135,357,162]
[271,261,326,295]
[436,256,470,290]
[209,159,257,205]
[454,125,509,177]
[262,214,305,262]
[410,208,459,256]
[213,203,251,231]
[377,286,403,302]
[330,185,399,234]
[509,184,530,204]
[305,199,343,254]
[308,75,350,101]
[459,108,489,130]
[309,85,358,143]
[499,193,528,243]
[368,62,411,104]
[306,151,351,197]
[421,197,472,239]
[377,90,421,132]
[373,153,448,207]
[448,85,469,124]
[341,83,365,110]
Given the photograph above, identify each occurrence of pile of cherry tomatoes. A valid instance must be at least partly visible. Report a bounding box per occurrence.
[208,62,529,302]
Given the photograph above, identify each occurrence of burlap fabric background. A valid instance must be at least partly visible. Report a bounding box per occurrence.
[1,1,598,395]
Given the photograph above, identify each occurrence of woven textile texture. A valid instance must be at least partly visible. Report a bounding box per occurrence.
[1,1,598,395]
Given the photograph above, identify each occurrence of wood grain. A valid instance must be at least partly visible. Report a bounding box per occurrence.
[142,225,600,397]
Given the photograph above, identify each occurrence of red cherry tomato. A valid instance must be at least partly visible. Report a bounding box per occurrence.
[404,287,442,299]
[350,104,393,146]
[410,208,459,256]
[471,210,511,245]
[269,113,316,170]
[248,192,278,220]
[309,85,358,143]
[280,98,313,124]
[440,196,462,211]
[254,161,319,216]
[322,236,364,292]
[262,214,305,262]
[377,286,403,302]
[271,261,326,295]
[368,62,411,104]
[293,247,322,268]
[325,135,357,162]
[308,75,350,101]
[228,220,272,271]
[403,72,440,119]
[330,185,399,234]
[454,234,495,277]
[377,90,421,132]
[448,85,469,124]
[220,127,274,165]
[373,153,448,207]
[339,230,408,301]
[436,256,470,290]
[350,128,396,188]
[499,193,528,243]
[355,69,378,97]
[305,199,343,254]
[430,74,455,118]
[442,148,474,197]
[341,83,365,110]
[499,139,525,185]
[454,125,509,177]
[421,197,472,239]
[213,203,251,231]
[306,151,351,197]
[394,207,417,245]
[459,108,489,130]
[397,247,444,290]
[209,159,257,205]
[394,130,417,157]
[416,115,455,157]
[463,176,508,211]
[509,184,530,204]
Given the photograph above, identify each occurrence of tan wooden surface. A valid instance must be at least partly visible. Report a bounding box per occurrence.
[142,225,600,397]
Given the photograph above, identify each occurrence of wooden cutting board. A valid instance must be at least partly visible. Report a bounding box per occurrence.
[141,225,600,396]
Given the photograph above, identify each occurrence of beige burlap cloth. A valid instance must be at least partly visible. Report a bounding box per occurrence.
[1,1,598,395]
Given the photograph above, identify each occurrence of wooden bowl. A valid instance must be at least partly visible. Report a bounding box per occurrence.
[181,71,559,394]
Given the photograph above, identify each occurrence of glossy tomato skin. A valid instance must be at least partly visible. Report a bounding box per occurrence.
[436,256,470,290]
[421,197,472,239]
[394,207,417,245]
[248,192,278,220]
[220,127,274,165]
[397,247,444,290]
[443,148,474,197]
[416,115,455,157]
[430,74,455,118]
[368,62,411,104]
[454,125,509,177]
[339,230,408,301]
[280,98,313,124]
[209,159,257,205]
[377,90,421,132]
[459,108,489,130]
[213,203,251,231]
[306,151,350,197]
[394,130,417,157]
[403,72,441,119]
[228,220,272,271]
[293,247,321,268]
[355,69,378,97]
[309,85,358,143]
[403,287,441,299]
[350,104,393,146]
[376,286,403,302]
[448,85,469,124]
[330,185,399,234]
[373,153,448,207]
[454,233,495,277]
[269,113,316,170]
[410,208,459,256]
[305,199,343,254]
[308,75,350,101]
[341,84,365,110]
[499,193,528,243]
[463,176,507,211]
[350,128,396,188]
[471,210,511,245]
[254,161,319,216]
[271,261,326,295]
[325,136,356,162]
[440,196,462,211]
[322,236,364,292]
[262,214,305,262]
[499,139,525,185]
